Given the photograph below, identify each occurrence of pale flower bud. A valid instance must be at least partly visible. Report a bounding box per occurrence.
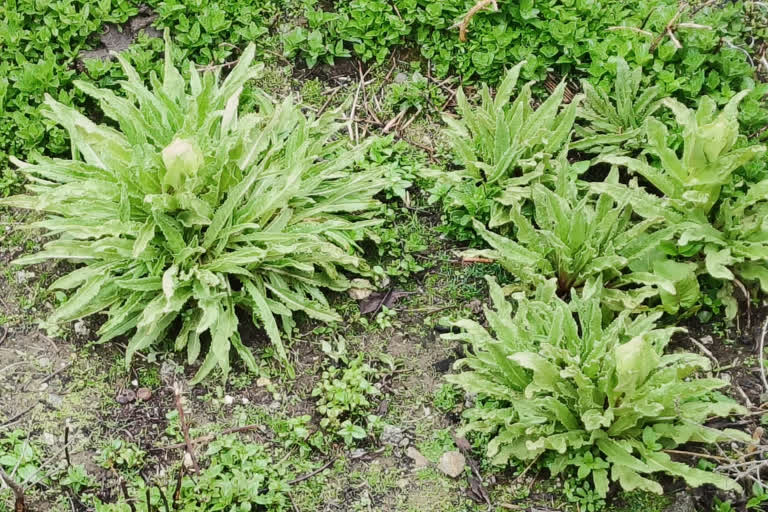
[162,138,203,190]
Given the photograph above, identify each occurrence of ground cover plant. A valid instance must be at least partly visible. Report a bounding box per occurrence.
[1,0,768,511]
[0,0,290,186]
[0,34,385,383]
[286,0,768,131]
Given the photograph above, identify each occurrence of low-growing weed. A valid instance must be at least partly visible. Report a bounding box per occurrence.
[312,354,382,445]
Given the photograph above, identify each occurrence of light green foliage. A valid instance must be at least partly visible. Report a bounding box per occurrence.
[432,62,578,239]
[92,435,292,511]
[603,92,766,218]
[572,57,664,155]
[312,355,381,445]
[463,161,676,309]
[59,465,94,494]
[2,35,385,383]
[384,71,446,117]
[0,0,286,188]
[97,439,147,471]
[445,278,749,498]
[433,383,462,413]
[596,94,767,316]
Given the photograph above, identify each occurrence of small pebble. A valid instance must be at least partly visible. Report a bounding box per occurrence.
[223,395,234,405]
[136,388,152,401]
[116,388,136,404]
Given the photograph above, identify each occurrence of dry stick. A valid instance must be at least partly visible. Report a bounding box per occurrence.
[0,325,7,347]
[759,315,768,393]
[172,465,184,511]
[151,423,264,451]
[733,278,752,329]
[382,110,407,134]
[154,482,171,512]
[64,425,71,467]
[27,361,73,391]
[462,257,495,264]
[317,86,343,116]
[455,0,499,42]
[650,1,689,52]
[287,457,337,486]
[688,336,717,365]
[0,468,25,512]
[0,401,40,429]
[664,449,731,462]
[607,26,654,37]
[173,382,200,475]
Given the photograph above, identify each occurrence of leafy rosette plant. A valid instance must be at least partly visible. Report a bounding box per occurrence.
[571,56,664,155]
[432,60,579,234]
[462,160,677,310]
[601,92,766,220]
[2,35,385,383]
[594,93,767,316]
[445,278,749,498]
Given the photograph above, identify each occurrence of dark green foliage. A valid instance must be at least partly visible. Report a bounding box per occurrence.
[285,0,767,132]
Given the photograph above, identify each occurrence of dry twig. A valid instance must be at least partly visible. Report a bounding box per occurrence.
[454,0,499,42]
[0,468,25,512]
[173,381,200,474]
[759,315,768,394]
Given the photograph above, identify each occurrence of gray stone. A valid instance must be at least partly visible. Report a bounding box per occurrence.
[406,447,429,469]
[380,425,405,446]
[15,270,36,284]
[73,320,89,337]
[437,451,465,478]
[41,432,57,446]
[394,72,409,83]
[46,393,64,408]
[662,493,696,512]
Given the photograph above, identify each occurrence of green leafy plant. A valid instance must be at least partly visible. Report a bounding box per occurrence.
[445,277,749,498]
[312,354,381,444]
[572,56,664,155]
[432,61,578,236]
[0,430,43,485]
[97,439,147,472]
[603,92,766,218]
[92,435,292,511]
[285,0,767,137]
[462,161,676,310]
[2,35,385,383]
[596,93,767,316]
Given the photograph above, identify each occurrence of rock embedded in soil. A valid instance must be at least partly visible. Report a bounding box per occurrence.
[136,388,152,401]
[406,447,430,469]
[662,493,696,512]
[116,388,136,404]
[73,320,89,337]
[381,425,406,446]
[437,451,466,478]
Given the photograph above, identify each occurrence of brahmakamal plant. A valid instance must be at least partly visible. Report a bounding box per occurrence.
[462,160,677,311]
[602,92,766,220]
[571,56,664,155]
[2,34,385,383]
[445,278,749,498]
[593,93,767,316]
[434,60,579,232]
